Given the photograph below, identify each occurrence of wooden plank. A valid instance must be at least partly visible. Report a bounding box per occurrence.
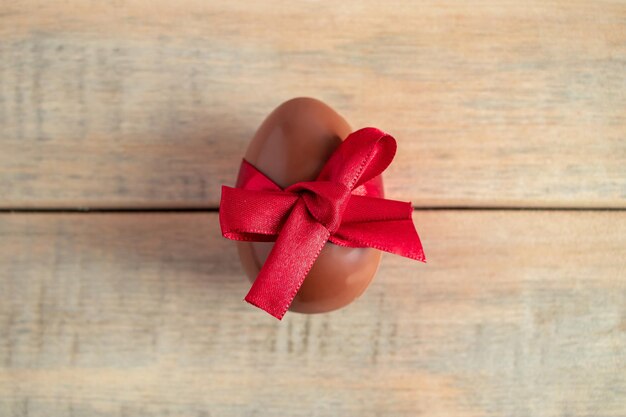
[0,211,624,416]
[1,1,625,208]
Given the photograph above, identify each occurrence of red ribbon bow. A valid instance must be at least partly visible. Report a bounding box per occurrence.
[220,127,425,319]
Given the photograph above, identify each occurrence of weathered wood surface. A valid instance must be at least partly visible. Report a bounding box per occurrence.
[1,1,625,416]
[1,1,625,208]
[0,212,624,416]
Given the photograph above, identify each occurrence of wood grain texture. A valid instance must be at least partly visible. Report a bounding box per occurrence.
[1,0,625,208]
[0,212,624,416]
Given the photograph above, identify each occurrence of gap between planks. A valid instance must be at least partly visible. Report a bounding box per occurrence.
[0,207,625,214]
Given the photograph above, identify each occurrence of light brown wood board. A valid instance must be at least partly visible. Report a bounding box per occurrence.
[0,212,624,416]
[0,1,625,208]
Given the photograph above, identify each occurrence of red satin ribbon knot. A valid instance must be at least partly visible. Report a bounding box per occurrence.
[219,127,425,319]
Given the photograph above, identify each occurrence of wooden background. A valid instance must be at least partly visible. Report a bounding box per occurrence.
[1,1,625,416]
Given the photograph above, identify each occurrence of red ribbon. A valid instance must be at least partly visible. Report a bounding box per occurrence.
[219,127,425,319]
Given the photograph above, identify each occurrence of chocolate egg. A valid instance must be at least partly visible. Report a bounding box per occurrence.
[236,97,383,314]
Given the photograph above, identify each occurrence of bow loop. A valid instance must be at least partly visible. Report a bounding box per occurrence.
[317,127,397,189]
[286,181,351,234]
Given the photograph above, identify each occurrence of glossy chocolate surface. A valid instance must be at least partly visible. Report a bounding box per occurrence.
[236,97,382,314]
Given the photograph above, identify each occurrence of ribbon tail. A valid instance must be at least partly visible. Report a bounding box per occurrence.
[245,200,330,319]
[331,195,425,262]
[331,219,426,262]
